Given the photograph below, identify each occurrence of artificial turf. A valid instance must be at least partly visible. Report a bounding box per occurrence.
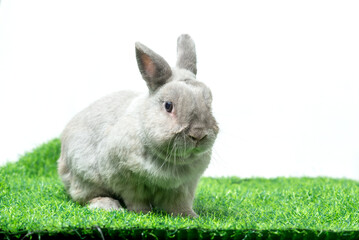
[1,139,359,239]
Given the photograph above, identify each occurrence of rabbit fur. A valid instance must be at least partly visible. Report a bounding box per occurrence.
[58,34,219,217]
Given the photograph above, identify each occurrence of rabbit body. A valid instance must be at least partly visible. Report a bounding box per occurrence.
[58,35,218,217]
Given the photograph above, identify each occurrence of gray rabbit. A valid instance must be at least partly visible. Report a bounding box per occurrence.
[58,34,219,217]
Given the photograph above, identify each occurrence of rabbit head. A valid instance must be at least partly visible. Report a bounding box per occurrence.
[135,34,219,164]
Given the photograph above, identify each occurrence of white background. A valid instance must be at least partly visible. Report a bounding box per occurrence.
[1,0,358,180]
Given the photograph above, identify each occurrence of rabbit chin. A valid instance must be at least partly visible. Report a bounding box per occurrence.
[149,145,210,165]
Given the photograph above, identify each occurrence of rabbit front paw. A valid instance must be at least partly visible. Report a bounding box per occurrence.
[126,203,152,214]
[172,209,199,218]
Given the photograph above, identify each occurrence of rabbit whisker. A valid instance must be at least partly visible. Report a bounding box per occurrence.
[150,137,173,175]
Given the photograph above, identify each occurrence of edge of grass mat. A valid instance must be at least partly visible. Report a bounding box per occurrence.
[2,228,359,240]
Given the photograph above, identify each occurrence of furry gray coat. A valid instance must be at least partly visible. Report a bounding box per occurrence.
[58,34,219,217]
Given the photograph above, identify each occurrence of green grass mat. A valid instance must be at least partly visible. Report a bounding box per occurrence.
[1,139,359,239]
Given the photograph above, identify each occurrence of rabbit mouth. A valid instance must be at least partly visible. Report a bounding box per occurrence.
[145,132,213,164]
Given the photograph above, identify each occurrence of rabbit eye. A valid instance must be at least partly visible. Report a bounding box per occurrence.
[164,101,173,113]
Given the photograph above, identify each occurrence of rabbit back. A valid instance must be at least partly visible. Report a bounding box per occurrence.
[58,91,140,199]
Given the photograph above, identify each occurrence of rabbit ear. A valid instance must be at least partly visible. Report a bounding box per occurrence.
[135,42,172,92]
[176,34,197,75]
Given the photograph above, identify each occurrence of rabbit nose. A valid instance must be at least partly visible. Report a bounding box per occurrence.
[188,129,207,142]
